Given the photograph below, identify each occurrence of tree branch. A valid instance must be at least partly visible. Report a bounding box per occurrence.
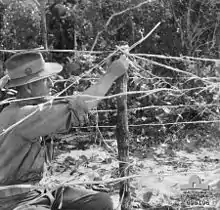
[90,0,152,51]
[105,0,150,29]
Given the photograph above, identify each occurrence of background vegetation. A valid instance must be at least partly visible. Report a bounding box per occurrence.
[1,0,220,150]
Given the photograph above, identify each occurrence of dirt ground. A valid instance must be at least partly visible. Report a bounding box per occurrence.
[42,136,220,210]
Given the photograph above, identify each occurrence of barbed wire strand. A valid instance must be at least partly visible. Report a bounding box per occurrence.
[1,49,220,64]
[132,53,220,63]
[1,94,219,112]
[72,119,220,129]
[96,103,220,113]
[51,76,220,82]
[0,49,112,54]
[0,86,209,106]
[130,54,209,83]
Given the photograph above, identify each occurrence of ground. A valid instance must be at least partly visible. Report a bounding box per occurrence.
[41,134,220,210]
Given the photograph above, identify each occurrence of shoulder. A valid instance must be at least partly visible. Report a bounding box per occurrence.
[0,103,37,122]
[0,103,19,115]
[0,99,70,124]
[0,104,21,130]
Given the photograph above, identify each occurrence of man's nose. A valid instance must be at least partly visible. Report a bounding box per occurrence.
[47,77,54,88]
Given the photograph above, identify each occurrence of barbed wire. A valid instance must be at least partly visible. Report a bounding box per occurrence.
[96,103,220,113]
[72,119,220,129]
[0,49,112,54]
[0,66,219,132]
[53,76,220,81]
[1,48,220,64]
[132,53,220,63]
[130,54,206,81]
[0,86,210,106]
[1,22,220,137]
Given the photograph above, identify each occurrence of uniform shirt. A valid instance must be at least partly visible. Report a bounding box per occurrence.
[0,98,88,185]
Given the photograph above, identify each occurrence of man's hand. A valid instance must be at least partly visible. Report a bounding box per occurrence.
[107,55,129,78]
[68,97,89,126]
[80,54,130,111]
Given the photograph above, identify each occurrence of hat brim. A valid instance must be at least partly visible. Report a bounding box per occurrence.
[5,62,63,88]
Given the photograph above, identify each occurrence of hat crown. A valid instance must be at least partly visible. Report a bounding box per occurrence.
[5,52,45,80]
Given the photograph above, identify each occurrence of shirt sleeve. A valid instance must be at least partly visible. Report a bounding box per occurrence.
[14,98,88,140]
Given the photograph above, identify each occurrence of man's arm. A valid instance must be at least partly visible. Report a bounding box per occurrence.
[15,101,79,140]
[80,55,129,110]
[15,56,129,139]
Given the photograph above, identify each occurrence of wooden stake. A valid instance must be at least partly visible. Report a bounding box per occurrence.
[116,72,131,210]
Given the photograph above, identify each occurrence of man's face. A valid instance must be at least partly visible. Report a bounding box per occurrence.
[30,77,54,97]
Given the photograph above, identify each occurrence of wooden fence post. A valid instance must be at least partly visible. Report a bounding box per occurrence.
[116,72,131,210]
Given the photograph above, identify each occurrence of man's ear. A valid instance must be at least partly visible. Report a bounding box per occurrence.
[24,83,33,95]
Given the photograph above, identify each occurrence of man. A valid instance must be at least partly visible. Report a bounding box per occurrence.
[0,51,129,210]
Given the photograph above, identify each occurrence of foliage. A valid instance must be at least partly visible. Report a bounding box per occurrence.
[1,0,41,50]
[1,0,220,147]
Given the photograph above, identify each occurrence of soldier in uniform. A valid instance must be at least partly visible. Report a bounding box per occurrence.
[0,51,129,210]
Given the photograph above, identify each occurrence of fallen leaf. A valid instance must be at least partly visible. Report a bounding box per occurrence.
[143,191,153,203]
